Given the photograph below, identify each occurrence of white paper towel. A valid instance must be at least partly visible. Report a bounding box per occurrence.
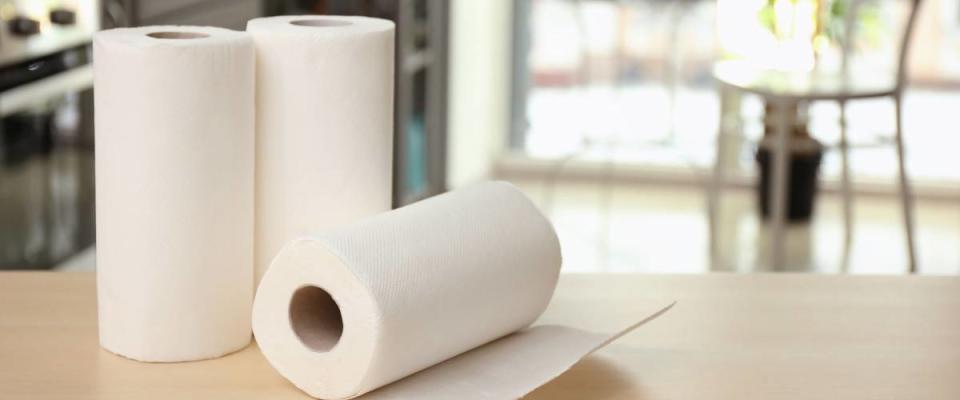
[247,16,395,284]
[253,181,673,399]
[362,309,674,400]
[94,26,254,362]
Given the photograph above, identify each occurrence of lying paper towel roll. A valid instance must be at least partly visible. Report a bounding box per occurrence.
[247,16,395,284]
[254,181,562,398]
[94,26,254,362]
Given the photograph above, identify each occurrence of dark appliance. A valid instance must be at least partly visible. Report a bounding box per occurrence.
[0,0,98,269]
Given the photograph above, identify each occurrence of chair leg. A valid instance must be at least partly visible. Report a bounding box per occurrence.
[838,100,854,271]
[769,98,792,269]
[599,146,615,270]
[708,99,726,270]
[893,94,918,273]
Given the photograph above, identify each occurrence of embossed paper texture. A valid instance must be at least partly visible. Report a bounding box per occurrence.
[94,26,255,362]
[248,16,395,285]
[254,182,673,399]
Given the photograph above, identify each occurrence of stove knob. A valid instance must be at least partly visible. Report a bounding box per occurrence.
[8,16,40,36]
[50,9,76,25]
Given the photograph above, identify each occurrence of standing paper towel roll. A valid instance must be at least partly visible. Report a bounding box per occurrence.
[95,26,254,362]
[254,181,674,399]
[247,16,395,283]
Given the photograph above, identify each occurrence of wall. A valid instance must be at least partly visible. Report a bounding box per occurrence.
[446,0,513,188]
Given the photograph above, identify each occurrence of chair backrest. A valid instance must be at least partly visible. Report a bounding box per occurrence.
[896,0,923,89]
[841,0,923,90]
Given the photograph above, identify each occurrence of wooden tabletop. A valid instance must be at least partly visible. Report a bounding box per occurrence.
[1,272,958,399]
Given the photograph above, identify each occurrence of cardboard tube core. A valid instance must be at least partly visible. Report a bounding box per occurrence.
[290,19,353,27]
[147,31,210,39]
[289,286,343,352]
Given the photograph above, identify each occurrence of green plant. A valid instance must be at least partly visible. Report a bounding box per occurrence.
[757,0,884,47]
[821,0,883,48]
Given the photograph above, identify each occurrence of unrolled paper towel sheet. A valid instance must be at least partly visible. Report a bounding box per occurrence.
[248,16,395,284]
[94,26,254,362]
[253,181,673,399]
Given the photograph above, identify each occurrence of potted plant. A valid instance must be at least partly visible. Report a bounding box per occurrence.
[755,102,824,222]
[752,0,876,222]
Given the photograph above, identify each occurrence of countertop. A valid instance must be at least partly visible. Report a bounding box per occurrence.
[1,272,958,399]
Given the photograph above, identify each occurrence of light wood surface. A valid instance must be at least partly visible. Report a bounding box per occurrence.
[1,272,958,399]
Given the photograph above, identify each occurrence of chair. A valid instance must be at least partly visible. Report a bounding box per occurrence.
[708,0,924,272]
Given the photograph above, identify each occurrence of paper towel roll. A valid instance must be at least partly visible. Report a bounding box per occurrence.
[94,26,254,362]
[247,16,395,283]
[253,182,561,398]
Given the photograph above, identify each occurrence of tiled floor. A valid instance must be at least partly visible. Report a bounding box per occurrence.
[508,178,960,275]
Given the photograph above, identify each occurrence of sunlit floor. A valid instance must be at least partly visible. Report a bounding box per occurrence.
[58,178,960,275]
[508,178,960,275]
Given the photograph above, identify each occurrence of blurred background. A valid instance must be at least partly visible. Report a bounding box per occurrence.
[1,0,958,275]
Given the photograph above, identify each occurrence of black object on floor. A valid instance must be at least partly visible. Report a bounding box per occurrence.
[756,137,824,222]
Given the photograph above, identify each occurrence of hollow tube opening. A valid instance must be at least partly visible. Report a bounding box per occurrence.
[290,19,353,27]
[146,31,209,39]
[289,286,344,352]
